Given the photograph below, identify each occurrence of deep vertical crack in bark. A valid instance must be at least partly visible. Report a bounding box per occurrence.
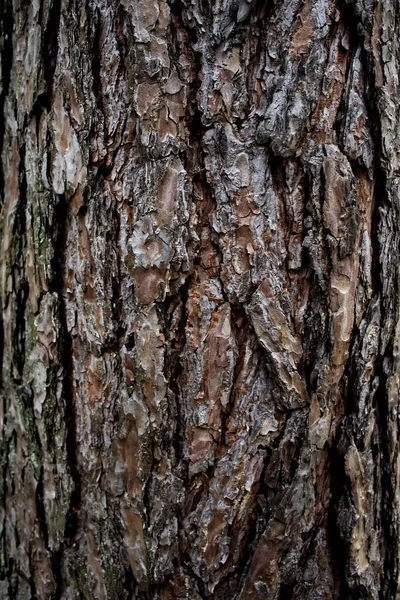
[52,193,82,598]
[0,0,13,209]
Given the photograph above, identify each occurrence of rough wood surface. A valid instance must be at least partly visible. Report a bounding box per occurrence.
[1,0,400,598]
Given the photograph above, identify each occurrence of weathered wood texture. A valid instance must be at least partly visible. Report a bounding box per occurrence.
[1,0,400,598]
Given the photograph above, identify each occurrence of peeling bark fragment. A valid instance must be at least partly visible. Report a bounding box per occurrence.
[247,286,307,410]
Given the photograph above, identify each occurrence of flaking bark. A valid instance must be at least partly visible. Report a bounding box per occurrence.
[1,0,400,598]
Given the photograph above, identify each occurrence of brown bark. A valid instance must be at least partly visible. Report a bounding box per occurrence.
[1,0,400,598]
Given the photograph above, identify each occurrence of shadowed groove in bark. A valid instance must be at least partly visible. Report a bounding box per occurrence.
[41,0,62,109]
[373,361,397,600]
[51,193,82,599]
[13,143,28,382]
[35,1,83,588]
[328,368,359,598]
[0,0,13,209]
[0,428,14,587]
[328,443,353,599]
[89,5,104,128]
[164,278,190,470]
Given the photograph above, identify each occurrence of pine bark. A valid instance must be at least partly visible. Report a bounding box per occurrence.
[1,0,400,598]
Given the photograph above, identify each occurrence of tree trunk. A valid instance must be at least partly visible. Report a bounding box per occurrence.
[1,0,400,598]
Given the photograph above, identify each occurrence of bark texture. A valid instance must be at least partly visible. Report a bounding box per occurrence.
[1,0,400,598]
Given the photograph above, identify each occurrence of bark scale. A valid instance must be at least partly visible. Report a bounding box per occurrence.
[0,0,400,598]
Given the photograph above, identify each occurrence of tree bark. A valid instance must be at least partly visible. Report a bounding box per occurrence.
[1,0,400,598]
